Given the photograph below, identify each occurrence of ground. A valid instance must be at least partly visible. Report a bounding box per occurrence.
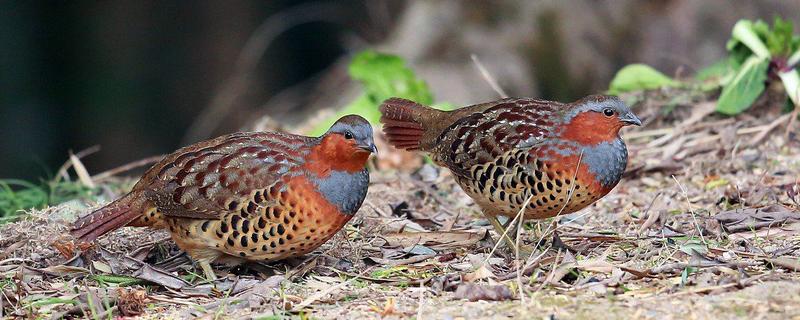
[2,90,800,319]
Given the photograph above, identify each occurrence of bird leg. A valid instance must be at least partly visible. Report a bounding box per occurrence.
[199,261,217,282]
[487,215,533,257]
[488,215,516,249]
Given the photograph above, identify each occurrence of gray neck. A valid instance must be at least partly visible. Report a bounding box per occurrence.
[581,138,628,188]
[313,169,369,215]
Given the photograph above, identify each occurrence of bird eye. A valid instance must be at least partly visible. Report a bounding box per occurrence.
[344,131,354,139]
[602,108,615,117]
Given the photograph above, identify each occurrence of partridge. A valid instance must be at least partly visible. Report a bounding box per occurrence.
[379,96,640,251]
[71,115,377,279]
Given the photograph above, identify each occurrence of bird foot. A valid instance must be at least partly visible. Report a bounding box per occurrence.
[199,261,218,282]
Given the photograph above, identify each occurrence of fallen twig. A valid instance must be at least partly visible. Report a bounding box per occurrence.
[92,155,164,182]
[470,54,508,98]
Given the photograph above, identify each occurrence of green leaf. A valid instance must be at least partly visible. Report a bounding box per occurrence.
[778,68,800,107]
[730,20,771,60]
[308,51,437,136]
[680,266,695,287]
[788,48,800,67]
[766,17,794,57]
[348,50,434,106]
[704,178,729,190]
[695,59,738,91]
[608,64,679,94]
[716,56,769,115]
[695,59,734,82]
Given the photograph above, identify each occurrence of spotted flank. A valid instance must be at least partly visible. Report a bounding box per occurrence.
[168,175,353,262]
[459,148,614,220]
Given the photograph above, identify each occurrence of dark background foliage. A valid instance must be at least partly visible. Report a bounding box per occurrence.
[1,0,797,180]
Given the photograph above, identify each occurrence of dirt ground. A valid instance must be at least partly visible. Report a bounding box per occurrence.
[2,90,800,319]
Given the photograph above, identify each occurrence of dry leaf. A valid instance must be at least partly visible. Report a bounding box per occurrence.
[364,217,427,232]
[715,205,800,233]
[454,283,513,301]
[728,224,800,240]
[31,265,90,277]
[382,230,485,249]
[767,257,800,272]
[246,275,286,308]
[183,278,262,297]
[92,260,112,273]
[367,254,436,266]
[117,289,147,316]
[132,263,188,289]
[463,264,496,282]
[0,241,25,260]
[51,239,93,260]
[577,259,615,273]
[546,251,577,284]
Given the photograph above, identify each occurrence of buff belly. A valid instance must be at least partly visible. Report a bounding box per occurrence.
[166,176,353,264]
[457,151,610,220]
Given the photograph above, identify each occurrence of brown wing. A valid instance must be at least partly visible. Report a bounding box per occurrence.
[135,131,313,220]
[432,98,563,178]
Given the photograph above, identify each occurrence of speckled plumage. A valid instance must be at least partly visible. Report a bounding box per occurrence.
[380,95,640,221]
[71,115,376,274]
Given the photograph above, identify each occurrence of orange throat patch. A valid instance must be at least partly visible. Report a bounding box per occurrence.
[304,135,370,176]
[559,112,623,145]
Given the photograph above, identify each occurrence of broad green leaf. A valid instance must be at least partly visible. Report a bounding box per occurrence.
[752,20,772,40]
[788,48,800,68]
[308,51,436,135]
[731,20,771,60]
[695,59,733,82]
[778,68,800,106]
[695,59,738,92]
[716,56,769,115]
[608,64,679,94]
[348,50,434,106]
[727,41,754,69]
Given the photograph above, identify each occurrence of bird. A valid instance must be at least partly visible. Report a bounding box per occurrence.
[379,95,641,253]
[71,115,377,280]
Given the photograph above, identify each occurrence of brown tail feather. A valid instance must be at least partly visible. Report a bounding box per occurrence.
[71,194,141,242]
[379,98,445,152]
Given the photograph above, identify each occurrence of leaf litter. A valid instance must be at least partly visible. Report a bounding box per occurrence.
[1,89,800,319]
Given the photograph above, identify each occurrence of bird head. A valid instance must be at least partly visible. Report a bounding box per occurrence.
[559,95,641,145]
[312,115,377,173]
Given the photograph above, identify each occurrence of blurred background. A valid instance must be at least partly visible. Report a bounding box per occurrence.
[2,0,798,180]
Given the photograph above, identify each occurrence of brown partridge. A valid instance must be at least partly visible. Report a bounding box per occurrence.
[71,115,377,279]
[379,96,641,251]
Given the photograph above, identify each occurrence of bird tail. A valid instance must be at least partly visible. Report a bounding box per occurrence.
[379,98,447,152]
[70,194,141,242]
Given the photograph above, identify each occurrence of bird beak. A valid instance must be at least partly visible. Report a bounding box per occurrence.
[359,143,378,154]
[620,113,642,126]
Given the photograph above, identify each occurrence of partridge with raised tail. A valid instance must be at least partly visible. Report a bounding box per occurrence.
[380,96,640,251]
